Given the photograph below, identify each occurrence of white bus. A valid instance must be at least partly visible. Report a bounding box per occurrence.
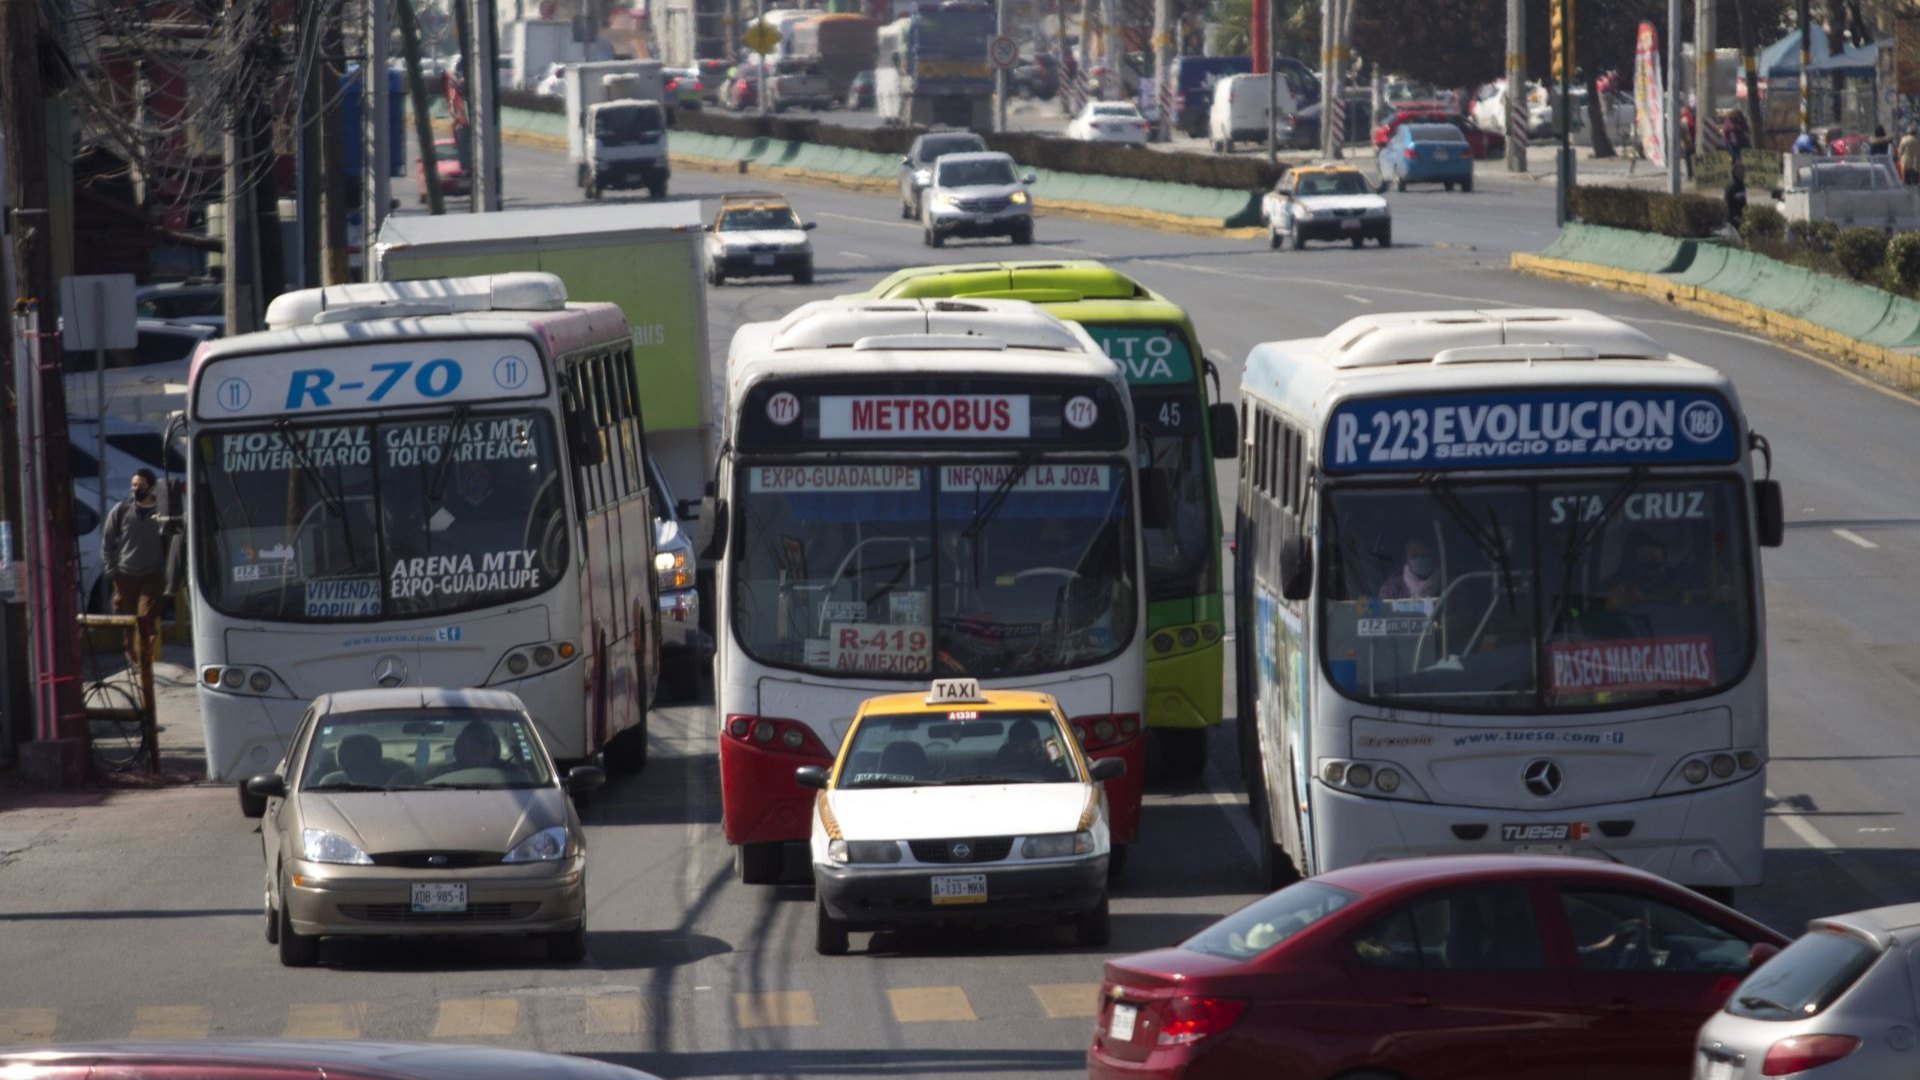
[1234,309,1784,902]
[701,298,1158,883]
[187,273,660,812]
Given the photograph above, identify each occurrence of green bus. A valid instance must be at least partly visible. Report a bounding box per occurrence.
[853,261,1239,776]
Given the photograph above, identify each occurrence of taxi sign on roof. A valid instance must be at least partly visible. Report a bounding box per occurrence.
[926,678,986,705]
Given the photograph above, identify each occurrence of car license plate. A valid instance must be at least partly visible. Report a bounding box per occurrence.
[411,882,467,913]
[1435,149,1449,160]
[1703,1060,1734,1080]
[930,873,987,905]
[753,254,775,267]
[1341,219,1361,230]
[1109,1003,1138,1042]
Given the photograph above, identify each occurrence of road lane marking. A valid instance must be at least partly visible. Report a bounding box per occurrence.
[1765,787,1908,905]
[129,1005,210,1039]
[431,998,519,1038]
[839,250,873,260]
[886,986,977,1022]
[1131,257,1520,308]
[734,990,817,1029]
[1031,983,1102,1019]
[584,996,644,1036]
[1833,528,1878,549]
[816,210,915,231]
[1343,294,1372,304]
[1205,756,1263,868]
[283,1003,362,1038]
[0,1008,56,1043]
[1621,316,1920,411]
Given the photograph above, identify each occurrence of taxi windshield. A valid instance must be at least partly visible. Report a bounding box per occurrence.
[1296,172,1371,196]
[837,710,1081,788]
[721,206,799,231]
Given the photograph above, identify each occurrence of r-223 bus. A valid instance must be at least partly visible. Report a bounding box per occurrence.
[188,273,659,810]
[1235,309,1784,900]
[702,298,1157,884]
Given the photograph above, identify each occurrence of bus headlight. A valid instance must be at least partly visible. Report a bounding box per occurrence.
[507,654,529,675]
[1682,760,1710,784]
[488,642,578,684]
[200,664,290,698]
[533,645,556,667]
[1662,748,1763,795]
[1317,757,1428,801]
[222,668,246,689]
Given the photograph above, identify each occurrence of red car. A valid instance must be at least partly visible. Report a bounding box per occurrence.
[1087,856,1788,1080]
[414,137,468,203]
[1374,110,1504,159]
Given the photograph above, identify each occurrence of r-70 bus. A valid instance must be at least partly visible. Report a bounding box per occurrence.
[1235,309,1783,902]
[702,298,1158,883]
[854,261,1238,777]
[188,273,659,812]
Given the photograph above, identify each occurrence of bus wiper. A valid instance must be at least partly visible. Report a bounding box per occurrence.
[275,418,345,518]
[1548,467,1649,632]
[960,452,1038,582]
[426,405,475,502]
[1420,475,1518,614]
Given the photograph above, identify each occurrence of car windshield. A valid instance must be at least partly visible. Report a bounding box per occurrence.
[731,460,1137,679]
[837,710,1082,787]
[138,289,223,320]
[594,107,663,143]
[433,142,461,162]
[194,410,570,621]
[1724,928,1882,1020]
[1184,881,1359,960]
[1408,123,1466,143]
[1320,478,1755,712]
[918,135,986,162]
[1092,105,1137,117]
[300,708,554,790]
[721,207,799,231]
[939,158,1016,187]
[1297,172,1371,196]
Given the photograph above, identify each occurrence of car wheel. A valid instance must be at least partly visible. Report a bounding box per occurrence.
[1074,895,1111,947]
[586,176,601,201]
[708,265,724,287]
[1158,728,1208,779]
[815,897,850,955]
[1444,181,1455,191]
[652,179,668,200]
[277,891,320,967]
[1395,176,1407,193]
[900,200,913,219]
[1011,223,1033,245]
[546,920,589,963]
[1379,227,1392,248]
[1290,229,1305,251]
[736,842,783,885]
[1461,174,1474,193]
[794,262,814,285]
[925,226,943,249]
[263,880,279,944]
[1351,234,1365,248]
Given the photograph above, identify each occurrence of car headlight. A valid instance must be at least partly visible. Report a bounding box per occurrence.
[933,193,958,209]
[503,825,570,863]
[1367,205,1389,216]
[1295,207,1315,220]
[827,839,902,864]
[1020,831,1094,859]
[655,548,692,591]
[302,828,373,865]
[1009,191,1029,205]
[913,169,932,187]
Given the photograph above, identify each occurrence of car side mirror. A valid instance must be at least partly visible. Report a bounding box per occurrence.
[1209,401,1239,459]
[696,494,729,561]
[703,223,715,231]
[1022,172,1036,185]
[1754,479,1784,548]
[245,773,288,801]
[794,764,829,789]
[1279,534,1313,601]
[1088,756,1126,782]
[802,221,817,230]
[567,765,607,794]
[676,497,701,521]
[1747,940,1781,971]
[901,155,913,167]
[1139,466,1173,530]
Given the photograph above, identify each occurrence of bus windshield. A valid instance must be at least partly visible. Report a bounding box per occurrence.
[731,460,1137,679]
[1319,476,1754,712]
[195,410,570,621]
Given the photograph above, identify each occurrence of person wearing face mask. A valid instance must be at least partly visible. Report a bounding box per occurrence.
[1379,537,1440,600]
[1607,532,1674,610]
[101,468,178,668]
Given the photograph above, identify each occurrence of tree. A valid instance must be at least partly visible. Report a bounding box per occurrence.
[1209,0,1319,61]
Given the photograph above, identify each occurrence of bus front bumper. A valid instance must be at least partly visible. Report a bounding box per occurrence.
[1144,637,1224,730]
[1312,771,1765,887]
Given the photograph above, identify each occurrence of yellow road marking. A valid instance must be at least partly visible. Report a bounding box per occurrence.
[1032,982,1103,1019]
[283,1002,362,1039]
[584,996,643,1036]
[0,1008,57,1044]
[886,986,976,1023]
[430,998,520,1038]
[733,990,817,1029]
[129,1005,210,1039]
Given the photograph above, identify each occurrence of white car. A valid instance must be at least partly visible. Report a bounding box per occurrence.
[1261,165,1391,250]
[1067,101,1151,145]
[703,194,816,286]
[535,62,565,98]
[1470,78,1553,138]
[797,679,1124,955]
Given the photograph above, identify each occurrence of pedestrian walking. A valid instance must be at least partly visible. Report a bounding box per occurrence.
[1680,104,1697,179]
[1899,127,1920,185]
[101,468,177,670]
[1724,162,1748,230]
[1792,128,1819,154]
[1869,124,1893,158]
[1723,108,1750,162]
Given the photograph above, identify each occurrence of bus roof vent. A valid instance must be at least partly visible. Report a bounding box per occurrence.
[1322,308,1666,368]
[265,272,568,329]
[765,297,1082,352]
[310,301,457,325]
[852,334,1008,351]
[1432,344,1599,365]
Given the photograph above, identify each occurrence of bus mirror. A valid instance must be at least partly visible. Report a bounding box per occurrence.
[1279,535,1313,600]
[1208,401,1239,459]
[794,765,829,789]
[1140,467,1173,530]
[1754,479,1784,548]
[696,495,728,561]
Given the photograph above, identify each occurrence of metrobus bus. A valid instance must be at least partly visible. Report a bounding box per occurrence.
[856,262,1237,777]
[701,297,1157,883]
[1234,309,1784,900]
[187,272,660,812]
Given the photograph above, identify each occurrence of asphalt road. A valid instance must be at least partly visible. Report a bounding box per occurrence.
[1,139,1916,1079]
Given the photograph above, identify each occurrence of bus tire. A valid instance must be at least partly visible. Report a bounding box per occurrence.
[1257,788,1303,890]
[737,842,783,885]
[1075,896,1111,947]
[816,897,850,955]
[1158,728,1208,779]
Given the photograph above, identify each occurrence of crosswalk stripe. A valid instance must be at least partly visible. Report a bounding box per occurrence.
[130,1005,210,1039]
[886,986,976,1023]
[430,998,519,1038]
[1031,982,1103,1019]
[284,1002,362,1039]
[583,996,643,1036]
[733,990,816,1029]
[0,1007,57,1044]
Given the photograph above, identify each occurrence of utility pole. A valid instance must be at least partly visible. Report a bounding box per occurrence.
[1504,0,1526,171]
[1265,0,1277,166]
[470,0,501,210]
[397,0,444,215]
[1694,0,1715,156]
[299,0,325,286]
[756,0,768,116]
[1732,0,1761,144]
[224,0,261,333]
[1151,0,1169,141]
[321,3,353,283]
[1667,0,1681,193]
[1797,0,1811,139]
[995,0,1007,132]
[1318,0,1332,157]
[367,0,393,247]
[1250,0,1267,75]
[1102,0,1119,100]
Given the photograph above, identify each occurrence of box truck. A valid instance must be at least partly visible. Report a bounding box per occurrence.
[563,60,666,184]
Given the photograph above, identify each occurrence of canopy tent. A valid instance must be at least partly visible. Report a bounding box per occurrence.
[1764,28,1882,79]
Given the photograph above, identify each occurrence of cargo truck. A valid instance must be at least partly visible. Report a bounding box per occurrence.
[563,60,666,185]
[789,13,880,104]
[874,1,993,128]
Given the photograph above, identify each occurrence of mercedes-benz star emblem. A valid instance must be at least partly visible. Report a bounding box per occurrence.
[950,842,972,861]
[1523,758,1564,798]
[373,654,409,688]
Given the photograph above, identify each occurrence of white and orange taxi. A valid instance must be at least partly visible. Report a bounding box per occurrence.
[797,679,1124,955]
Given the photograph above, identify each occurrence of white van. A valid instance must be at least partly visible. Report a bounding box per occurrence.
[1209,72,1297,153]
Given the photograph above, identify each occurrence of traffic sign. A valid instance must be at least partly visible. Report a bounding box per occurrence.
[743,20,781,55]
[989,35,1019,70]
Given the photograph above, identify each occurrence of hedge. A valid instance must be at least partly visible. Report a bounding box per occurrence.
[1888,232,1920,291]
[1834,227,1888,282]
[1567,185,1727,238]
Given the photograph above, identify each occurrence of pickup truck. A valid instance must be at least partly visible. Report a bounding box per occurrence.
[768,60,832,111]
[1779,153,1920,230]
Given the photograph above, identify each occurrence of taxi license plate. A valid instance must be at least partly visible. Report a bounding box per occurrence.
[931,874,987,905]
[1702,1060,1734,1080]
[411,882,467,913]
[1341,219,1361,230]
[753,254,776,267]
[1109,1003,1138,1042]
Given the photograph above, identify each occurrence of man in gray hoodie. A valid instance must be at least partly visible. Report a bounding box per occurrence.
[101,468,174,667]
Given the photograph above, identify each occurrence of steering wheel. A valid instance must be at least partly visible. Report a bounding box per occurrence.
[1609,919,1648,971]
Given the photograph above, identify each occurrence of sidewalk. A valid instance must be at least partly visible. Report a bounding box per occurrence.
[2,641,210,795]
